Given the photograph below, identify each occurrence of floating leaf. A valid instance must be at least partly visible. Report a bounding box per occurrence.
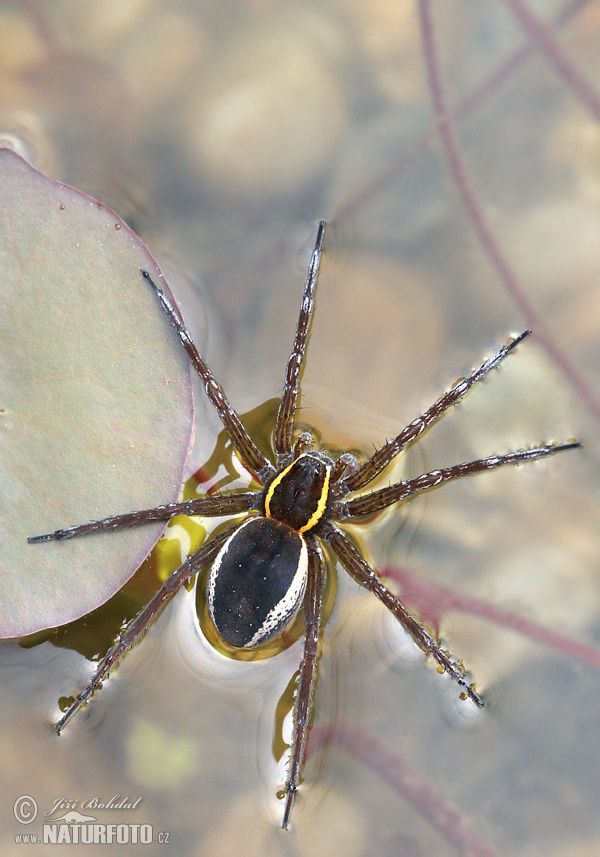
[0,148,194,638]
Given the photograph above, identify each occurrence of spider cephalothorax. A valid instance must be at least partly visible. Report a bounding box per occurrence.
[29,220,580,828]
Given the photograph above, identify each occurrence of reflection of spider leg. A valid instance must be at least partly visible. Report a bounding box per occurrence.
[282,536,324,829]
[55,520,244,734]
[28,493,257,542]
[342,330,532,494]
[274,220,326,466]
[141,269,275,483]
[323,524,483,708]
[338,442,583,518]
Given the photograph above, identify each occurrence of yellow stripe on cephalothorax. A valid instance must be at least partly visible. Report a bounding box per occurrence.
[264,463,291,520]
[298,464,330,533]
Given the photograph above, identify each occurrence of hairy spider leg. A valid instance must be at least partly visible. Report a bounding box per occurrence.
[28,493,257,543]
[141,270,276,485]
[340,330,532,495]
[31,217,327,545]
[323,440,581,707]
[282,536,324,829]
[322,523,483,707]
[55,520,245,734]
[339,442,583,519]
[274,220,326,466]
[34,222,327,541]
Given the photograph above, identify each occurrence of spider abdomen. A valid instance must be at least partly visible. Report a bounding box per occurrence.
[207,516,308,648]
[264,452,332,532]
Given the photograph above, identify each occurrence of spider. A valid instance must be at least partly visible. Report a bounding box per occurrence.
[30,219,581,828]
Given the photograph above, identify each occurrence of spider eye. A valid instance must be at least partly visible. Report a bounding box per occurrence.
[207,517,308,648]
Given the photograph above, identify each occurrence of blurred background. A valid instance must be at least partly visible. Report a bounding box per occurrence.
[1,1,599,855]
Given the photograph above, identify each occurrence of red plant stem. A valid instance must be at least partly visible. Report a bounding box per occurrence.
[383,565,600,670]
[334,0,590,223]
[417,0,600,424]
[503,0,600,121]
[310,724,499,857]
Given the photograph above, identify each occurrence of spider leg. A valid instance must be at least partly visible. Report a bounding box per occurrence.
[28,492,258,543]
[342,330,532,494]
[274,220,326,466]
[282,535,324,829]
[322,523,483,708]
[55,520,245,734]
[336,442,582,519]
[141,270,275,484]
